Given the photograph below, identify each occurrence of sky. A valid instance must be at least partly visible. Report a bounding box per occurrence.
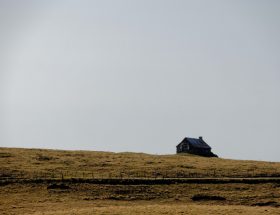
[1,0,280,161]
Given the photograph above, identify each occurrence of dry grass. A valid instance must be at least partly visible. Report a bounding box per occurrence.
[1,182,280,215]
[0,184,280,215]
[1,147,280,214]
[10,203,280,215]
[1,147,280,179]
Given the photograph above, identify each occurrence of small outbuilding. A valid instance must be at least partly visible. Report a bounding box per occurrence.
[176,136,218,157]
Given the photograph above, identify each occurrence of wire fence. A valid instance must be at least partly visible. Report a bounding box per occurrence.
[1,169,280,181]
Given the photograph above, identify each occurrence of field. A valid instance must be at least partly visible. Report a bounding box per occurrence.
[1,147,280,214]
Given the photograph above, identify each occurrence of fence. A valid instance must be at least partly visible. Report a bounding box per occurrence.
[1,169,280,181]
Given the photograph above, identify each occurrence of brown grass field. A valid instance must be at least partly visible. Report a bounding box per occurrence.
[1,147,280,214]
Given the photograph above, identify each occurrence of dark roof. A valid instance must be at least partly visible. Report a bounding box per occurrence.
[177,137,211,149]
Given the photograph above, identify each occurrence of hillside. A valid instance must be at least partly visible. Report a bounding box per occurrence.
[1,147,280,215]
[1,147,280,179]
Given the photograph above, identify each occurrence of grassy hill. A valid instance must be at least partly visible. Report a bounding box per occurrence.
[1,147,280,215]
[1,147,280,179]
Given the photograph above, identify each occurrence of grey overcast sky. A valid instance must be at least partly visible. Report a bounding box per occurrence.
[1,0,280,161]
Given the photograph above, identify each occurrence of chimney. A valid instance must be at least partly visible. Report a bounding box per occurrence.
[199,136,203,140]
